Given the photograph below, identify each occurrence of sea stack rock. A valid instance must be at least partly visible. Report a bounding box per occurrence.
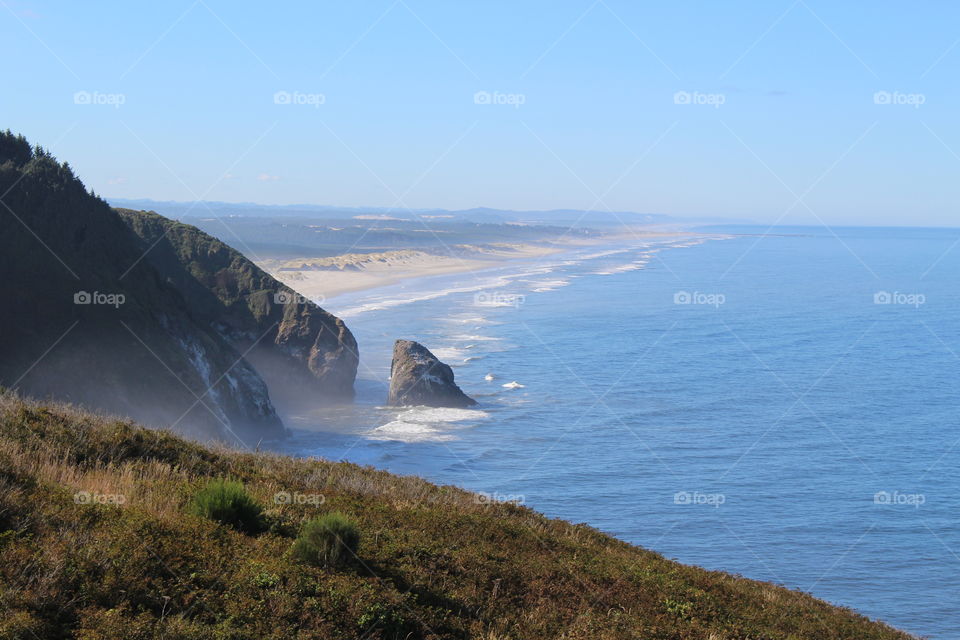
[388,340,477,408]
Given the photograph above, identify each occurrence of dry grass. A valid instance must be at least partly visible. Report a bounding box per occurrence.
[0,391,917,640]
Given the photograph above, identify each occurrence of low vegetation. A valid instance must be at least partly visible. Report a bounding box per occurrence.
[0,392,913,639]
[292,512,361,568]
[187,478,265,534]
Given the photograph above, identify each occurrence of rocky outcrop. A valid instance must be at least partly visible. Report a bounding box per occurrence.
[388,340,477,408]
[0,131,355,443]
[118,209,358,412]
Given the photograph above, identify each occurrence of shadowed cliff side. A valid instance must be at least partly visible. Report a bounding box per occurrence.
[0,130,354,441]
[117,209,358,412]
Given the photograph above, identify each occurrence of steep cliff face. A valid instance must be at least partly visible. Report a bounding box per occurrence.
[388,339,476,408]
[0,131,292,442]
[117,209,358,411]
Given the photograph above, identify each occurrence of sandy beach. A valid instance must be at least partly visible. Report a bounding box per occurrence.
[257,242,579,301]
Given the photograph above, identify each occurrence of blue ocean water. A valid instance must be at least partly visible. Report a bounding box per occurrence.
[278,226,960,638]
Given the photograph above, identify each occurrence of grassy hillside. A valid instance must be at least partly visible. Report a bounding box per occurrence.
[0,393,913,640]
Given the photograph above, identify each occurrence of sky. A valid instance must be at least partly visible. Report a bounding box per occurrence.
[2,1,959,226]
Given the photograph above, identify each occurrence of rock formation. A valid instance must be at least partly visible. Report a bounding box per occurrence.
[388,340,477,408]
[119,209,359,412]
[0,131,357,442]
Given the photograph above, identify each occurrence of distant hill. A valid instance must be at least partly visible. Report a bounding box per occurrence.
[0,131,356,442]
[109,198,687,226]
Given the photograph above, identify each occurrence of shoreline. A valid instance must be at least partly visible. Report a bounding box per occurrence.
[256,230,688,303]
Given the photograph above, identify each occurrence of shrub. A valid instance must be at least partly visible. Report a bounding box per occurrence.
[292,512,360,567]
[187,478,264,534]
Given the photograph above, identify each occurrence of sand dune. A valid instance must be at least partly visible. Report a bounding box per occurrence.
[258,244,562,301]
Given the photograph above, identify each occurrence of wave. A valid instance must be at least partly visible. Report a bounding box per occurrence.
[592,260,649,276]
[369,406,490,443]
[528,278,571,293]
[443,315,491,326]
[430,347,466,362]
[330,236,716,319]
[331,265,552,318]
[576,248,632,261]
[449,334,501,342]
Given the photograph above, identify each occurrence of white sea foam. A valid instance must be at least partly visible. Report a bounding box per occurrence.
[592,260,649,276]
[529,279,571,293]
[502,381,525,389]
[329,236,714,319]
[445,315,490,326]
[430,347,465,362]
[577,248,632,261]
[332,267,545,318]
[369,407,490,442]
[449,334,501,342]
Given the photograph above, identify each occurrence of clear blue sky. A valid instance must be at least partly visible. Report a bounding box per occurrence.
[3,1,959,226]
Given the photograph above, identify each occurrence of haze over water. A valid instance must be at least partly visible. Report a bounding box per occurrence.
[280,226,960,638]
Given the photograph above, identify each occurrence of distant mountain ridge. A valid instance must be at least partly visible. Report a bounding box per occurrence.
[109,197,692,226]
[0,131,357,441]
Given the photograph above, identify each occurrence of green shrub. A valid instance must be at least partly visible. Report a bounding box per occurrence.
[187,478,264,534]
[292,512,360,567]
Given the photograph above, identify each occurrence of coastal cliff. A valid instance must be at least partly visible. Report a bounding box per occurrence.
[0,131,355,441]
[118,209,358,411]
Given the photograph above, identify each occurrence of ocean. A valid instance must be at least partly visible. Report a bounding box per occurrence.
[277,225,960,638]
